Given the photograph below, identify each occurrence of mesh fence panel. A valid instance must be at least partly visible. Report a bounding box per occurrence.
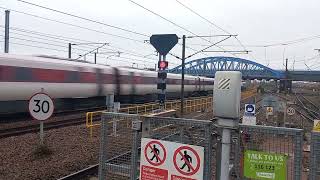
[99,113,140,180]
[140,116,214,179]
[310,131,320,180]
[97,112,307,180]
[99,113,214,180]
[234,125,303,180]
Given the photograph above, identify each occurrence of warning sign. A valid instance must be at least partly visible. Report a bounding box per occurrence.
[266,107,273,115]
[144,140,166,166]
[242,116,257,125]
[173,146,201,176]
[141,165,168,180]
[314,120,320,132]
[140,138,204,180]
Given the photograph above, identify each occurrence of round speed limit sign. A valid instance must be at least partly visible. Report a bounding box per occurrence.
[287,107,295,116]
[28,93,54,121]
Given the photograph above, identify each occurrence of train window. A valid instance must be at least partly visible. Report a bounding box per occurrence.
[67,71,80,83]
[16,67,32,81]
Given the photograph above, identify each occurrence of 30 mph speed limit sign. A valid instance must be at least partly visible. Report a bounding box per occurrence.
[28,93,54,121]
[287,107,295,116]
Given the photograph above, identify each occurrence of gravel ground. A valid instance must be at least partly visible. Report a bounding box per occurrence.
[5,93,309,180]
[0,110,214,180]
[0,124,101,180]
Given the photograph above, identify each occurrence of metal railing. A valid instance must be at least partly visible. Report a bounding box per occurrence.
[98,112,213,180]
[234,125,303,180]
[86,96,213,137]
[86,88,257,137]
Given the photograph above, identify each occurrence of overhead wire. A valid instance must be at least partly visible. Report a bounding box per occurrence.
[175,0,258,62]
[127,0,236,57]
[263,35,320,47]
[174,0,320,67]
[6,26,94,45]
[1,39,160,67]
[1,25,160,63]
[3,40,69,52]
[0,35,91,52]
[2,5,206,61]
[7,0,320,70]
[0,6,146,43]
[16,0,149,37]
[5,40,158,67]
[0,28,76,45]
[6,1,237,63]
[174,0,250,56]
[175,0,231,35]
[0,7,166,64]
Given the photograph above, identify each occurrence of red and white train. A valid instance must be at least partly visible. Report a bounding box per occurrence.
[0,54,214,115]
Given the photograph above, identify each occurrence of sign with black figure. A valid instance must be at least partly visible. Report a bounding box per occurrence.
[140,138,204,180]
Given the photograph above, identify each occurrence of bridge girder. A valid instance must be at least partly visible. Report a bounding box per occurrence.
[169,56,284,80]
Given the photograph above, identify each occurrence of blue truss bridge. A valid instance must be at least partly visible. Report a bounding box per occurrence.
[169,56,320,82]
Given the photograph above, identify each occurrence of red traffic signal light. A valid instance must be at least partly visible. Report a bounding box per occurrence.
[158,61,168,70]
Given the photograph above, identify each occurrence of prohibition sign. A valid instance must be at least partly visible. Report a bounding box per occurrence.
[173,146,201,176]
[144,140,166,166]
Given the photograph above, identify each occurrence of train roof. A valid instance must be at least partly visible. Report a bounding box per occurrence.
[0,53,214,80]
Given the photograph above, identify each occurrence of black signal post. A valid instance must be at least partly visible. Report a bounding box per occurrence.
[150,34,178,110]
[157,56,168,107]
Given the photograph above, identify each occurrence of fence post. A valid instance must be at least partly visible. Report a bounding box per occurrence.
[98,114,108,180]
[293,129,303,180]
[90,113,93,138]
[204,123,213,179]
[130,119,142,180]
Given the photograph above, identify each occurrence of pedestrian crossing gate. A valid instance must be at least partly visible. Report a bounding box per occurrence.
[98,112,213,180]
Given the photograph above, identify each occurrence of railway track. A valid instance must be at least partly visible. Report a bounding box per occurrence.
[0,106,107,123]
[0,92,256,139]
[295,94,319,119]
[0,116,85,138]
[274,93,315,122]
[0,96,208,138]
[299,95,319,112]
[57,164,98,180]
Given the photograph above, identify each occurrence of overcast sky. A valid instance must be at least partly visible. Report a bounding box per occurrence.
[1,0,320,70]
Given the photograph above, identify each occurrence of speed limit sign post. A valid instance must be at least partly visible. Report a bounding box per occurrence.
[28,92,54,145]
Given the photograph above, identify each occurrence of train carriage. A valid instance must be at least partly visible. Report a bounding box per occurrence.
[0,53,214,115]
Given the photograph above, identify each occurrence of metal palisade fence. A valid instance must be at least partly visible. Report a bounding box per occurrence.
[98,112,214,180]
[97,112,320,180]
